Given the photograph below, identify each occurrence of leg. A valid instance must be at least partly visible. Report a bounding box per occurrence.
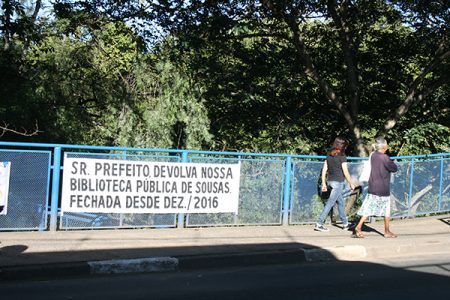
[354,192,374,237]
[360,184,372,223]
[331,204,338,224]
[384,217,397,238]
[383,197,396,237]
[317,182,340,226]
[384,216,390,232]
[354,215,368,237]
[335,185,348,226]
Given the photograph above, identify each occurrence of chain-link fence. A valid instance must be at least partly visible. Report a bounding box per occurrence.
[0,142,449,231]
[186,156,284,227]
[0,150,50,231]
[59,151,179,229]
[289,156,450,224]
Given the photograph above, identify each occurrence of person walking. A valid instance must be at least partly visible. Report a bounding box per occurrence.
[315,137,356,232]
[354,137,398,238]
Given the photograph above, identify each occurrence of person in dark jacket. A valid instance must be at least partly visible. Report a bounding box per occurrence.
[354,137,398,238]
[314,137,356,232]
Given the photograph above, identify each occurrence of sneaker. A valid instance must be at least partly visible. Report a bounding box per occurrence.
[342,223,354,231]
[314,224,330,232]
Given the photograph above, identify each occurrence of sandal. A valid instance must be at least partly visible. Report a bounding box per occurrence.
[352,229,364,238]
[384,232,397,238]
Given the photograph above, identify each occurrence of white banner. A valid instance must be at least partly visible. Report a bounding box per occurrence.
[61,156,241,214]
[0,162,11,215]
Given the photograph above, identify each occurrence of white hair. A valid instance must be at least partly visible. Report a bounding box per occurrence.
[372,137,387,151]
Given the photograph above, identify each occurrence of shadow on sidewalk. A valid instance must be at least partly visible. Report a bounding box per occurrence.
[0,242,321,268]
[353,224,384,237]
[438,217,450,226]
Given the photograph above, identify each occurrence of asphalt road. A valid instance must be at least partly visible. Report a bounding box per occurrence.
[1,255,449,300]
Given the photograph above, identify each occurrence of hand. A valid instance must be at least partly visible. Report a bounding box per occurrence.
[322,184,328,192]
[350,183,356,191]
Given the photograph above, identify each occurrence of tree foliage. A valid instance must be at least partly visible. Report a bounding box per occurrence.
[144,0,449,155]
[0,0,448,156]
[0,1,212,148]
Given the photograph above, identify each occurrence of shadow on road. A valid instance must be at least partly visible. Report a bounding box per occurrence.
[0,245,28,255]
[0,241,449,300]
[1,239,449,284]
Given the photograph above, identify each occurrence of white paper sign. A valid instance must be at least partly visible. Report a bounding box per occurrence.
[61,156,241,214]
[0,162,11,215]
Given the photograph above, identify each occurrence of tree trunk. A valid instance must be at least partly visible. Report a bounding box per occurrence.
[265,1,368,157]
[379,47,449,136]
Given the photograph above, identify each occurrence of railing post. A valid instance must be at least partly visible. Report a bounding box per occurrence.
[177,151,189,229]
[49,147,62,232]
[233,155,242,225]
[282,156,292,226]
[407,159,415,217]
[438,157,444,212]
[120,150,127,227]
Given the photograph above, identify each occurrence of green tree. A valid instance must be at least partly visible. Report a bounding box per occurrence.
[24,18,137,144]
[146,0,449,155]
[109,58,213,149]
[0,0,44,138]
[1,3,213,148]
[2,1,448,156]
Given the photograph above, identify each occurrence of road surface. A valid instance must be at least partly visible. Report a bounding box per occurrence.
[1,254,449,300]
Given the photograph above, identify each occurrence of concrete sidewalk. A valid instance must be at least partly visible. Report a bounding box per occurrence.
[1,214,449,280]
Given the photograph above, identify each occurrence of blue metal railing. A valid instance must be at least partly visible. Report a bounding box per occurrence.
[50,147,61,231]
[0,141,449,231]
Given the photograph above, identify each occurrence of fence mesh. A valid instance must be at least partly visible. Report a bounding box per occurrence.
[390,161,411,217]
[442,159,450,211]
[289,157,450,224]
[0,150,50,230]
[390,159,449,218]
[290,161,323,224]
[186,157,284,226]
[59,152,179,229]
[290,160,363,224]
[1,142,449,232]
[410,160,441,216]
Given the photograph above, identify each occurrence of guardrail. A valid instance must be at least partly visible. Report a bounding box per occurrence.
[0,141,449,231]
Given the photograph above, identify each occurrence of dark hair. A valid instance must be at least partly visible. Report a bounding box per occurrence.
[330,137,347,156]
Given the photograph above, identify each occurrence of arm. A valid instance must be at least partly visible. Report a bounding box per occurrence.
[384,155,398,173]
[321,160,328,192]
[342,162,356,191]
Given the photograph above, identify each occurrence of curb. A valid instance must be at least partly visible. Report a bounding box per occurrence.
[0,248,322,281]
[88,257,179,274]
[1,241,448,281]
[304,245,367,262]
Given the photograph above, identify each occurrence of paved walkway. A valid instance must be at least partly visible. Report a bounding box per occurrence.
[1,214,449,280]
